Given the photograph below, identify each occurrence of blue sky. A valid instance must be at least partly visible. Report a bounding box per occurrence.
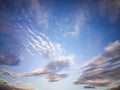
[0,0,120,90]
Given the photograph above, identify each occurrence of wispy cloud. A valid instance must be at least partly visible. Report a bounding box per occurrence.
[0,29,62,66]
[65,11,86,37]
[28,0,50,28]
[0,78,35,90]
[82,41,120,68]
[99,0,120,23]
[0,0,53,66]
[0,53,21,66]
[74,41,120,86]
[46,74,68,82]
[46,55,75,72]
[0,55,75,82]
[0,69,53,78]
[23,29,62,58]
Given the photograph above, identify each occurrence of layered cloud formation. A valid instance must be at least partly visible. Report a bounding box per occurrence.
[0,0,62,66]
[0,29,62,66]
[0,55,74,82]
[0,79,35,90]
[0,0,120,90]
[74,41,120,86]
[24,29,62,58]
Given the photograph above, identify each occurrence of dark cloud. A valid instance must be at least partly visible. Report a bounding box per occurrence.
[0,70,17,78]
[74,41,120,86]
[0,54,21,66]
[107,85,120,90]
[0,2,23,66]
[46,74,68,82]
[0,78,35,90]
[46,55,74,72]
[84,85,95,89]
[99,0,120,23]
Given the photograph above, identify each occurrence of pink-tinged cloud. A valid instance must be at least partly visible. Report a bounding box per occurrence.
[0,54,21,66]
[0,78,35,90]
[74,41,120,87]
[108,85,120,90]
[0,55,74,82]
[46,74,68,82]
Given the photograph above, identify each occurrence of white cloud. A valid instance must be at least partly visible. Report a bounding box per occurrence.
[23,29,63,58]
[28,0,50,28]
[65,11,86,37]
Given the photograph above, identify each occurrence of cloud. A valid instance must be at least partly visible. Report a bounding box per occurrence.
[23,29,62,58]
[107,85,120,90]
[74,41,120,86]
[0,55,74,82]
[46,55,75,71]
[0,54,21,66]
[0,69,53,78]
[74,78,111,86]
[0,26,22,66]
[0,29,62,66]
[46,74,68,82]
[65,11,86,37]
[0,0,56,67]
[99,0,120,23]
[0,26,63,66]
[28,0,50,28]
[84,85,95,89]
[18,68,53,77]
[0,79,35,90]
[0,70,18,78]
[82,41,120,68]
[18,55,74,77]
[105,41,120,56]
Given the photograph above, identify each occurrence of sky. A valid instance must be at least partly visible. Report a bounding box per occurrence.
[0,0,120,90]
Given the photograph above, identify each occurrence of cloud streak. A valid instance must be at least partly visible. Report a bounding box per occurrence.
[0,55,74,82]
[46,74,68,82]
[74,41,120,86]
[24,29,62,58]
[0,78,35,90]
